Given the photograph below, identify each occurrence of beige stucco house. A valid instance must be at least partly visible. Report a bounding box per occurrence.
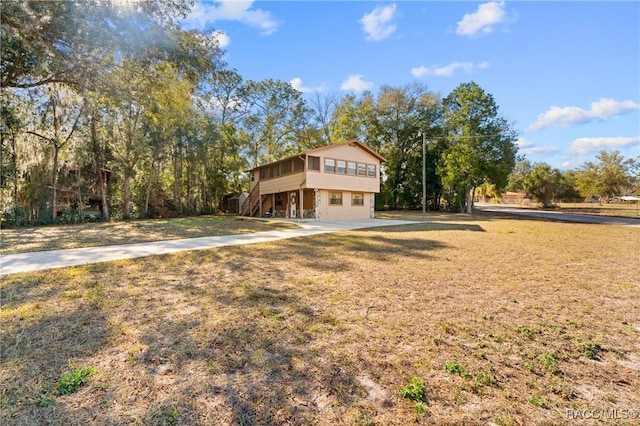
[241,140,385,220]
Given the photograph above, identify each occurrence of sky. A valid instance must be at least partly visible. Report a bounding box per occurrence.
[180,1,640,170]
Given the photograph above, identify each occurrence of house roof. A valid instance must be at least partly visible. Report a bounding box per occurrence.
[247,140,386,172]
[304,140,386,162]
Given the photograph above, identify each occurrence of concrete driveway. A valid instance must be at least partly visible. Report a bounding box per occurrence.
[0,218,420,276]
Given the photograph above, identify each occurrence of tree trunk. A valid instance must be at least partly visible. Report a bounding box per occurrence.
[123,174,131,219]
[52,144,59,220]
[91,116,109,220]
[466,187,475,214]
[144,160,154,217]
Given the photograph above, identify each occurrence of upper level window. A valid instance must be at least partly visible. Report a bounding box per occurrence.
[357,163,366,176]
[325,158,335,173]
[336,160,346,174]
[308,156,320,171]
[293,157,305,172]
[367,164,376,178]
[281,161,291,175]
[347,162,356,176]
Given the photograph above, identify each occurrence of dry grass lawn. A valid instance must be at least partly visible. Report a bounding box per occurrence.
[0,216,298,255]
[1,212,639,425]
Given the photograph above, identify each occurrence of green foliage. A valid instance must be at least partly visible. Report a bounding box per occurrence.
[414,401,428,415]
[522,163,565,208]
[444,361,471,379]
[474,371,497,388]
[539,352,558,374]
[528,395,547,408]
[579,341,603,360]
[399,376,425,401]
[575,150,638,201]
[439,81,518,213]
[166,407,179,423]
[55,366,97,395]
[516,325,540,340]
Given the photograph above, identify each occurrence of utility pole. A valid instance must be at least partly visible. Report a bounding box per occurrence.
[419,131,426,214]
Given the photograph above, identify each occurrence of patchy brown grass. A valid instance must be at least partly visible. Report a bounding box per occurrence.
[1,213,639,425]
[0,216,298,255]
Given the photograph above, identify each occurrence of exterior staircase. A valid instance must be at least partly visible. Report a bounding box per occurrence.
[241,183,260,217]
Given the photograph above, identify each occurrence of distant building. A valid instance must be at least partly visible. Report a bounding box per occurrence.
[500,192,528,205]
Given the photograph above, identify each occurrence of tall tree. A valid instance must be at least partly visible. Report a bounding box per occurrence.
[240,79,306,166]
[575,150,638,202]
[1,0,193,90]
[522,163,565,208]
[439,82,518,213]
[26,85,84,220]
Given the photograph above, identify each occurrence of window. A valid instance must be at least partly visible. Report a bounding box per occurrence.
[329,192,342,205]
[260,168,268,179]
[293,157,305,172]
[281,160,291,175]
[270,164,280,178]
[357,163,366,176]
[325,158,335,173]
[308,156,320,171]
[352,193,364,206]
[367,164,376,178]
[336,160,346,174]
[347,162,356,176]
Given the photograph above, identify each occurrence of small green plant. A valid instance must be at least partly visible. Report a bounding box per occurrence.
[55,366,97,395]
[399,376,425,401]
[474,371,497,387]
[528,395,547,408]
[444,361,471,379]
[166,407,179,423]
[38,396,53,407]
[524,361,535,372]
[272,313,286,321]
[539,352,558,374]
[580,341,603,360]
[415,401,428,415]
[516,325,540,340]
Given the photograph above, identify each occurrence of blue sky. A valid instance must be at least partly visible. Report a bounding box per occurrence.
[181,1,640,170]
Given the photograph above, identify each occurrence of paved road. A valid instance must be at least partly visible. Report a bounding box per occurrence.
[476,204,640,227]
[0,219,420,276]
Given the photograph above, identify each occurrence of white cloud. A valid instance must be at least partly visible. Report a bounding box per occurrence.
[213,30,230,47]
[456,1,509,37]
[568,137,640,155]
[289,77,312,93]
[529,98,640,131]
[341,74,374,92]
[411,61,489,77]
[516,138,559,156]
[360,3,397,41]
[516,137,534,149]
[410,66,428,77]
[182,0,279,35]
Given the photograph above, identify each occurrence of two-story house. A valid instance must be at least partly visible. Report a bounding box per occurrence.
[241,140,385,220]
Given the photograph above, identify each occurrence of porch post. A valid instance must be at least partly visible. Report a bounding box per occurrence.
[299,188,303,219]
